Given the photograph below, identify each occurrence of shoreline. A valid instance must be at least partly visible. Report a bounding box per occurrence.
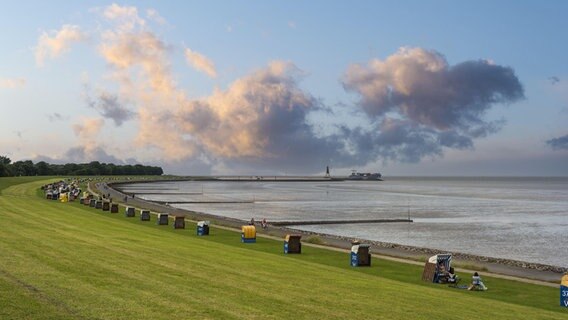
[101,180,565,283]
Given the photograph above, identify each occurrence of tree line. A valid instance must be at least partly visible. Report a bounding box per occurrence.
[0,156,163,177]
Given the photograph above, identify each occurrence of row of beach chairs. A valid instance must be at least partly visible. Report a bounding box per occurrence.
[45,186,497,293]
[46,191,374,265]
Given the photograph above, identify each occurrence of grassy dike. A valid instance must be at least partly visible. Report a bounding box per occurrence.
[0,177,566,319]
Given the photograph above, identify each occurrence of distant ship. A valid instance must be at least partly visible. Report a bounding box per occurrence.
[347,170,383,181]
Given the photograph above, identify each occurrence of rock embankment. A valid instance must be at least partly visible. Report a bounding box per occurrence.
[291,229,567,274]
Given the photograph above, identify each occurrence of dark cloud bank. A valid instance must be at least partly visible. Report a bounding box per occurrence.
[547,134,568,150]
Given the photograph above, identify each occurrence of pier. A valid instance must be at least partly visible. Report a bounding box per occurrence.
[213,176,346,182]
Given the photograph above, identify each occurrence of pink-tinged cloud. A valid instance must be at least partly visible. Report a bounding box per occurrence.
[103,3,145,31]
[184,48,217,78]
[0,77,26,88]
[72,117,104,141]
[173,61,346,169]
[343,47,524,130]
[136,108,196,160]
[97,4,192,160]
[340,47,524,162]
[100,4,176,97]
[35,24,87,67]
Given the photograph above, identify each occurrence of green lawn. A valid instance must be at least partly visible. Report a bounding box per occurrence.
[0,177,566,319]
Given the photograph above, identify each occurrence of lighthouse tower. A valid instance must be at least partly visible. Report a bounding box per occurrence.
[325,166,330,178]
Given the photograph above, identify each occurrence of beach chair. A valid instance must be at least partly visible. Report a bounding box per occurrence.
[140,210,151,221]
[157,213,169,225]
[350,242,371,267]
[561,274,568,307]
[197,221,210,236]
[284,234,302,254]
[125,207,135,217]
[241,225,256,243]
[422,254,452,283]
[173,216,185,229]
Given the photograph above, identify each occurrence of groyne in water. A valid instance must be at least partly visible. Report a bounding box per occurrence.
[271,218,412,226]
[155,200,254,204]
[121,192,203,195]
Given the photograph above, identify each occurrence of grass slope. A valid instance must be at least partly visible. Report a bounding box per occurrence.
[0,177,565,319]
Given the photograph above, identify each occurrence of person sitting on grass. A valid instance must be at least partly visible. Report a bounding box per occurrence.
[468,272,488,291]
[436,262,448,283]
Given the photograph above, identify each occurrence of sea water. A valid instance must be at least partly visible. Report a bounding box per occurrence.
[122,177,568,267]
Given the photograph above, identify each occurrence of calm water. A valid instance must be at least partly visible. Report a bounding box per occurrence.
[122,177,568,267]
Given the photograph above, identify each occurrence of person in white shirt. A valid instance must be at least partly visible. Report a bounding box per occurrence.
[468,272,488,291]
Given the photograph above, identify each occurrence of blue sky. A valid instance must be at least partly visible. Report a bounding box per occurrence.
[0,1,567,176]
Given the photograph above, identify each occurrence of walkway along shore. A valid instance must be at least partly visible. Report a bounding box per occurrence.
[95,180,565,285]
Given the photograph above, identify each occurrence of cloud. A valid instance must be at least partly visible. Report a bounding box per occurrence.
[146,8,166,25]
[0,77,26,89]
[103,3,145,31]
[99,4,176,96]
[135,108,196,160]
[161,157,213,176]
[67,117,125,164]
[288,21,296,29]
[546,134,568,150]
[343,47,524,129]
[45,4,527,173]
[175,61,345,168]
[548,76,560,85]
[342,47,524,161]
[63,146,124,164]
[96,4,197,161]
[184,48,217,78]
[341,118,478,164]
[47,112,67,122]
[121,60,348,172]
[85,90,135,126]
[72,117,104,141]
[93,7,342,168]
[34,146,125,164]
[35,24,87,66]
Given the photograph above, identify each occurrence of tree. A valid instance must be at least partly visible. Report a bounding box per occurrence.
[34,161,52,175]
[0,156,163,176]
[11,160,36,176]
[0,156,11,165]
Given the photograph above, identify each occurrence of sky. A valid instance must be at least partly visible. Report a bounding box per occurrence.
[0,0,567,176]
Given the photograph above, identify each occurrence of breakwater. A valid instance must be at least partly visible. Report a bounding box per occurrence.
[271,218,412,226]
